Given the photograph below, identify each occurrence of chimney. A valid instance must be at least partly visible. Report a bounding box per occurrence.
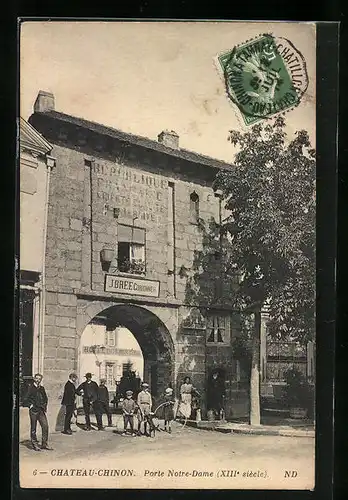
[34,90,55,113]
[157,130,179,149]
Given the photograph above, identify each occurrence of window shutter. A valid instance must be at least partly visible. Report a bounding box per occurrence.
[118,224,145,244]
[118,225,132,242]
[132,228,145,244]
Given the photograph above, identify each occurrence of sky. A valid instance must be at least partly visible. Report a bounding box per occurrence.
[20,21,316,162]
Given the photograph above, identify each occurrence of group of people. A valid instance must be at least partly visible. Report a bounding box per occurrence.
[23,372,204,451]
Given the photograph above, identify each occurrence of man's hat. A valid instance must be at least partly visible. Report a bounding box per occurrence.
[142,382,149,387]
[85,372,92,378]
[126,390,133,396]
[165,388,173,395]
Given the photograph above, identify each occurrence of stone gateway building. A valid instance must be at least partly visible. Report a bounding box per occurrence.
[26,90,253,427]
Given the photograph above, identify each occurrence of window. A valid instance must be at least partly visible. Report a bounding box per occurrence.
[207,315,225,344]
[190,191,199,223]
[117,224,145,275]
[122,362,133,375]
[266,341,308,381]
[105,363,115,387]
[106,330,116,347]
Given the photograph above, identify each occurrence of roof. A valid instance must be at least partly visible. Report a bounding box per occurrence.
[29,110,233,171]
[20,116,52,155]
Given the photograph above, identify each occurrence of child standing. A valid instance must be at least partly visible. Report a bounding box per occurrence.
[137,382,152,436]
[163,387,175,433]
[121,390,136,436]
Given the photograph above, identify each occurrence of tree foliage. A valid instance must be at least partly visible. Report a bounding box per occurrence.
[213,116,315,343]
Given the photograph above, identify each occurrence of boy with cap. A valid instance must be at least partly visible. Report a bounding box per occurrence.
[163,387,175,433]
[137,382,152,436]
[121,390,137,436]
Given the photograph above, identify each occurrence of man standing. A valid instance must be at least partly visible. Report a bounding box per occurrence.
[207,370,225,419]
[137,382,152,436]
[24,373,53,451]
[61,373,78,435]
[76,373,99,431]
[97,379,112,428]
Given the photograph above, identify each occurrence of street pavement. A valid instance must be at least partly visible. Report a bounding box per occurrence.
[18,416,315,490]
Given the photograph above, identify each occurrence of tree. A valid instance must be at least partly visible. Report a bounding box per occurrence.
[212,116,316,425]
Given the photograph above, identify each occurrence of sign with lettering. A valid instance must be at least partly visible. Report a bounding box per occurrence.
[92,160,168,225]
[83,346,142,356]
[105,274,160,298]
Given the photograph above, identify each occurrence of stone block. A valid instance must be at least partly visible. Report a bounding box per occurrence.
[56,316,76,328]
[66,240,82,251]
[46,358,74,371]
[97,233,115,244]
[59,337,76,348]
[57,293,77,306]
[66,280,81,289]
[44,314,56,326]
[45,347,57,359]
[92,241,106,252]
[106,225,117,236]
[56,326,75,338]
[45,336,59,347]
[57,347,76,360]
[46,267,59,278]
[46,257,66,268]
[62,250,81,261]
[91,282,104,291]
[65,259,82,271]
[45,292,58,305]
[57,305,76,318]
[46,304,58,315]
[63,270,81,281]
[57,216,70,229]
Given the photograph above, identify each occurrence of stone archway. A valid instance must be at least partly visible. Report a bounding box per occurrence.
[78,302,175,404]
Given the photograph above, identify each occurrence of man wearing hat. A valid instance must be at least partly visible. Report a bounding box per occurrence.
[137,382,152,436]
[76,373,100,431]
[61,373,78,435]
[121,390,137,436]
[97,379,112,428]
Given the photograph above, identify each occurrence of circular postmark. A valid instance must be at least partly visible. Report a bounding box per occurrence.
[216,33,309,126]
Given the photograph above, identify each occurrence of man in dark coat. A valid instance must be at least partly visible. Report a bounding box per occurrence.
[97,379,112,427]
[61,373,78,435]
[24,373,53,451]
[76,373,100,430]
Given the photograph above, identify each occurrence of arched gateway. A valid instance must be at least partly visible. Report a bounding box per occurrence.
[77,301,175,403]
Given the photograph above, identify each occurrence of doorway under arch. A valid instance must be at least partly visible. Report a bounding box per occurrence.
[78,303,175,405]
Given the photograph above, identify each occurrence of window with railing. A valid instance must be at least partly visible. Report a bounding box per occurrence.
[117,224,145,275]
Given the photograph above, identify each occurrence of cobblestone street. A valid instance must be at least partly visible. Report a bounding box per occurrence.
[19,418,315,490]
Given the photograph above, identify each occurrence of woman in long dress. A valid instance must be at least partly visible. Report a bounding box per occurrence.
[178,376,196,419]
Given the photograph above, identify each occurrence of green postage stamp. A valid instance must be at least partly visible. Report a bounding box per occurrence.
[215,33,309,126]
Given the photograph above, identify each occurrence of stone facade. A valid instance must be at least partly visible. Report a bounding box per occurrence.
[28,91,250,428]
